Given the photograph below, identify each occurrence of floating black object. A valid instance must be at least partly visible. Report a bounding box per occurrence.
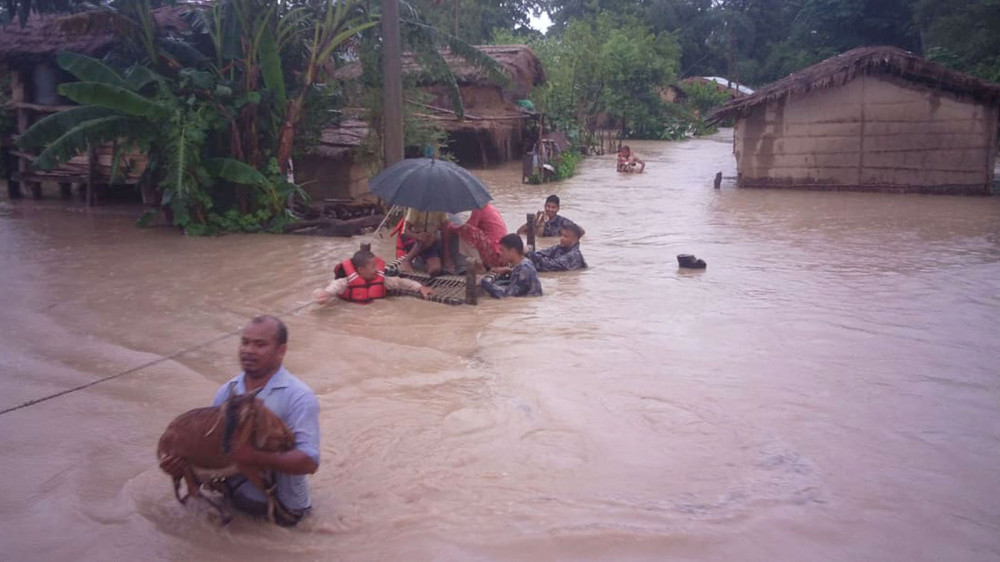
[677,254,707,269]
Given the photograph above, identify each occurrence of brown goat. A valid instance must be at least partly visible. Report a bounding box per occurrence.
[157,383,295,524]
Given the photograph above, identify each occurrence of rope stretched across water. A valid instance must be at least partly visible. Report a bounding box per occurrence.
[0,301,315,418]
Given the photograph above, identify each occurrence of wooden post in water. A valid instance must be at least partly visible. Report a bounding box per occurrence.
[381,0,403,168]
[360,242,371,253]
[465,268,477,305]
[714,171,722,189]
[525,213,536,252]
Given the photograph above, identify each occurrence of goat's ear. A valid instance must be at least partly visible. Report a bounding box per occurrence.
[248,387,264,399]
[227,381,237,399]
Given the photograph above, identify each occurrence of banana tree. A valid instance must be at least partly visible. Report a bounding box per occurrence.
[275,0,378,174]
[18,52,272,230]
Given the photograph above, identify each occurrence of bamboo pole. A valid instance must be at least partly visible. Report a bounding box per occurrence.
[525,213,536,252]
[464,268,477,305]
[381,0,404,167]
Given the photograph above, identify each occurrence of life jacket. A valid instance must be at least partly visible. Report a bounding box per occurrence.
[334,257,387,304]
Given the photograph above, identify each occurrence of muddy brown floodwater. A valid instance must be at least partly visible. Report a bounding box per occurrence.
[2,130,1000,561]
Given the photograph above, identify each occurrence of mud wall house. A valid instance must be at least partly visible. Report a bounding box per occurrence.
[416,45,545,166]
[0,7,186,202]
[710,47,1000,195]
[294,118,372,202]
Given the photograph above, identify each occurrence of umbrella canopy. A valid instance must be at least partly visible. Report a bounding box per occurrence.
[368,158,492,213]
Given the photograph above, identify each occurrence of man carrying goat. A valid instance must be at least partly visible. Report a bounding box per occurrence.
[159,315,320,526]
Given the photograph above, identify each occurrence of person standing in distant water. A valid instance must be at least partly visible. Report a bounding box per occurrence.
[617,145,645,173]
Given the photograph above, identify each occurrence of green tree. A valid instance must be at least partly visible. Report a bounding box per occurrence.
[917,0,1000,81]
[407,0,544,44]
[522,14,680,142]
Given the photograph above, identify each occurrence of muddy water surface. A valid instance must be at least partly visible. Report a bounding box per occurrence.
[2,131,1000,561]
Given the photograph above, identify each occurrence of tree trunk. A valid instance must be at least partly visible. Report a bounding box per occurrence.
[277,98,303,175]
[382,0,404,168]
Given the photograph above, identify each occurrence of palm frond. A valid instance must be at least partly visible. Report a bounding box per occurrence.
[259,26,287,106]
[402,20,511,88]
[157,37,208,67]
[56,52,129,89]
[204,157,269,187]
[413,42,464,117]
[58,82,172,119]
[32,115,137,170]
[17,106,120,149]
[123,64,161,91]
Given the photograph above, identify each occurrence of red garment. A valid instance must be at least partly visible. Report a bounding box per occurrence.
[443,204,509,268]
[466,204,507,245]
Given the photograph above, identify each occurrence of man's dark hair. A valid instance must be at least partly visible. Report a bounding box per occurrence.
[499,233,524,254]
[251,315,288,345]
[545,194,560,207]
[351,250,376,270]
[561,221,584,239]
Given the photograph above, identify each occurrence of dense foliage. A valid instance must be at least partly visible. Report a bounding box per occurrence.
[541,0,1000,86]
[11,0,499,234]
[7,0,999,202]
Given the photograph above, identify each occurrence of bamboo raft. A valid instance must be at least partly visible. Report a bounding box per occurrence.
[383,256,478,306]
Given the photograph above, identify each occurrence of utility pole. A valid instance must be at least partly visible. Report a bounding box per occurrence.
[381,0,404,167]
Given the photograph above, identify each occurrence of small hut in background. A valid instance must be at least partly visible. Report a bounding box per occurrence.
[416,45,545,166]
[333,44,545,167]
[711,47,1000,195]
[659,84,688,104]
[0,7,187,202]
[294,117,372,203]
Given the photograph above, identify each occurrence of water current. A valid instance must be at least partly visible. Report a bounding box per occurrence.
[1,130,999,561]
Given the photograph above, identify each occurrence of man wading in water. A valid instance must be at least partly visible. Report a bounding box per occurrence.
[159,315,320,526]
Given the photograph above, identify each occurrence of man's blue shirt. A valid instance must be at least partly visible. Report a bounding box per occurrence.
[212,366,320,510]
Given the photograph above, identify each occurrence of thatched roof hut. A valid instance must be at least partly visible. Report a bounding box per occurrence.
[334,44,545,166]
[710,46,1000,195]
[0,6,189,64]
[0,6,190,202]
[336,44,545,99]
[295,118,373,202]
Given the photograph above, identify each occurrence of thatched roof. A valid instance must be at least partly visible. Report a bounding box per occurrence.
[0,5,189,64]
[711,46,1000,122]
[314,118,369,159]
[336,44,545,97]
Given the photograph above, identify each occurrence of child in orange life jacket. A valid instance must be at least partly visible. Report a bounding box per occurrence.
[313,250,433,304]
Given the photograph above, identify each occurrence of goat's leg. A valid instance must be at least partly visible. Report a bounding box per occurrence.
[181,469,230,524]
[198,494,232,525]
[181,469,202,501]
[239,466,279,524]
[172,476,188,504]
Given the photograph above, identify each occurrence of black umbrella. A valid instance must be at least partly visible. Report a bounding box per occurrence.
[368,158,492,213]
